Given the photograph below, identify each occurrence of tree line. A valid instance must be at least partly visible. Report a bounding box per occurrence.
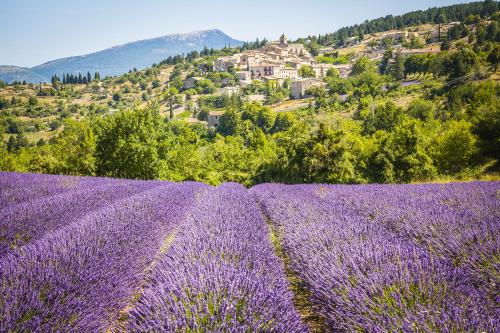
[307,0,499,47]
[1,76,497,185]
[54,71,101,85]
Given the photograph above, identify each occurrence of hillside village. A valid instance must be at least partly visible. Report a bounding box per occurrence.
[185,23,461,128]
[212,34,339,97]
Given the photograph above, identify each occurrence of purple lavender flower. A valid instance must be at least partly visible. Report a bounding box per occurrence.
[123,183,306,332]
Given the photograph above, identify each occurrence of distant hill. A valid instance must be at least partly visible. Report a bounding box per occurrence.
[0,66,48,84]
[0,29,243,83]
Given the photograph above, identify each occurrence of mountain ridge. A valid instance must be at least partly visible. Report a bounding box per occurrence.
[0,65,48,84]
[0,29,242,83]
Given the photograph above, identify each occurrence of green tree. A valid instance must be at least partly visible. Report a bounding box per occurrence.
[326,67,340,78]
[351,56,376,76]
[265,91,286,105]
[366,131,396,183]
[271,113,296,134]
[256,108,276,133]
[379,48,393,74]
[49,119,61,131]
[304,122,368,184]
[197,109,209,121]
[202,135,253,185]
[0,97,8,110]
[7,136,16,152]
[404,54,434,75]
[158,123,203,182]
[391,119,436,182]
[163,87,180,120]
[472,103,500,161]
[387,53,405,80]
[28,96,38,106]
[255,121,368,184]
[298,65,316,78]
[95,106,163,179]
[443,47,478,80]
[28,146,60,174]
[486,21,499,42]
[407,99,436,122]
[358,102,404,135]
[53,119,96,175]
[217,109,240,136]
[195,79,216,94]
[487,44,500,70]
[308,40,320,56]
[433,120,477,174]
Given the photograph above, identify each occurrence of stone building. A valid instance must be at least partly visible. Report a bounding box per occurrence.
[236,71,251,82]
[291,78,325,99]
[221,86,240,95]
[207,111,224,128]
[183,77,203,90]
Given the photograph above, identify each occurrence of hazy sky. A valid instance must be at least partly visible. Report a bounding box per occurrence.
[1,0,475,67]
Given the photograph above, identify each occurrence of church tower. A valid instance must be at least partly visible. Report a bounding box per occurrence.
[280,33,288,45]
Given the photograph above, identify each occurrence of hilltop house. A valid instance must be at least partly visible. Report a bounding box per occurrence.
[236,70,251,82]
[207,111,224,128]
[221,86,240,95]
[291,78,325,99]
[183,76,203,90]
[332,64,352,78]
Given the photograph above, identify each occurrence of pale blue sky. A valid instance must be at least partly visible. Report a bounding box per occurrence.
[1,0,474,67]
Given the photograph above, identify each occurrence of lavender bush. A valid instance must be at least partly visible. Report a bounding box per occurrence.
[0,181,162,257]
[0,172,132,210]
[122,183,306,332]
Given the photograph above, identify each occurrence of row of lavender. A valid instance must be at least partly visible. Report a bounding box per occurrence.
[0,172,135,210]
[251,182,499,332]
[119,183,305,332]
[0,180,166,257]
[0,172,206,331]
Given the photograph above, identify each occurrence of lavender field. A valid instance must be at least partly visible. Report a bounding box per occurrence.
[0,172,498,332]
